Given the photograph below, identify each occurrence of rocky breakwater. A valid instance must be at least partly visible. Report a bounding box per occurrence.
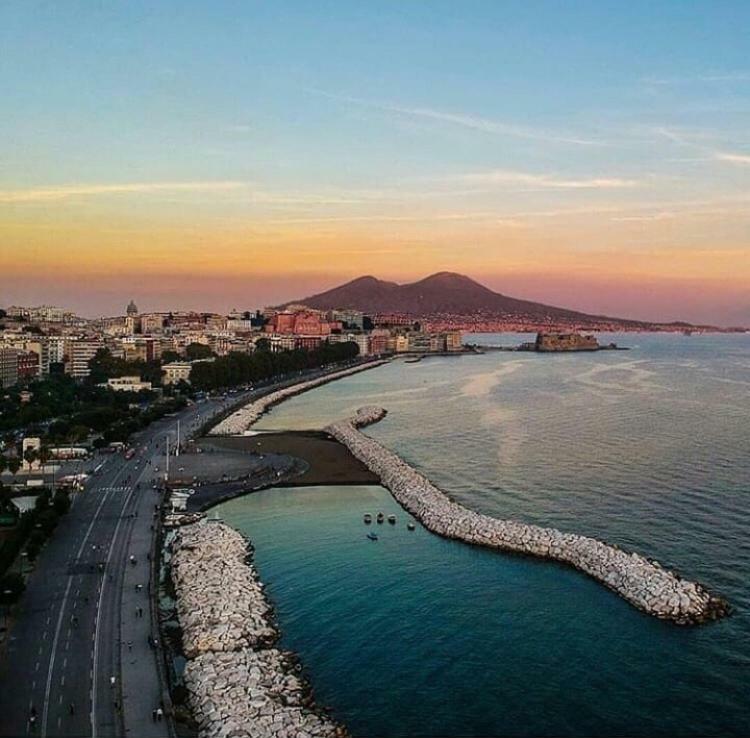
[210,361,388,436]
[171,520,346,738]
[326,407,729,625]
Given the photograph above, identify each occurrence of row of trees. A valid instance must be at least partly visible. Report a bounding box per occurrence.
[189,341,360,391]
[0,485,71,592]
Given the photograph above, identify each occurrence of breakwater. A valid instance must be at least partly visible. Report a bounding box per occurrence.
[326,406,729,625]
[170,519,346,738]
[210,360,388,435]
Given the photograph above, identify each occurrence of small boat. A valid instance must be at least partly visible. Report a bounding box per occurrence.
[363,513,372,524]
[376,512,384,524]
[387,515,396,524]
[367,533,378,541]
[407,522,416,531]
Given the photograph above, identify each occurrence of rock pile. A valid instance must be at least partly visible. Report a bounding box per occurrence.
[171,520,346,738]
[326,407,729,625]
[210,361,388,435]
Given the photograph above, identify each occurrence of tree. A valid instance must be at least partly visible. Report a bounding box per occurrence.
[0,572,25,603]
[161,350,181,364]
[185,343,214,361]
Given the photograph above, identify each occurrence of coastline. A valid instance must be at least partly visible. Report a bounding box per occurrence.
[167,518,347,738]
[210,359,389,435]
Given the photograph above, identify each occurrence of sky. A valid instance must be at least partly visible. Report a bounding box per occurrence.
[1,1,749,324]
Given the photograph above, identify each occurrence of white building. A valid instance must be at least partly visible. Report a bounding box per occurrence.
[106,375,152,392]
[162,361,193,385]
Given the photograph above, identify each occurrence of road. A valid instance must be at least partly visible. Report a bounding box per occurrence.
[0,360,377,737]
[0,392,244,738]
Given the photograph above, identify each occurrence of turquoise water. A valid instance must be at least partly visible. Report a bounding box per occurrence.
[216,333,750,736]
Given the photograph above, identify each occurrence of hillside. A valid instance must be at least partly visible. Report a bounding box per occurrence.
[288,271,642,324]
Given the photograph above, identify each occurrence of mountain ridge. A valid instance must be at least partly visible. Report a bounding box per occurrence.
[285,271,646,325]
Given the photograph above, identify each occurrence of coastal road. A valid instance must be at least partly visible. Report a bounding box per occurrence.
[0,394,242,738]
[0,360,376,737]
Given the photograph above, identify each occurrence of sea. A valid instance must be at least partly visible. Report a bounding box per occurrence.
[214,333,750,737]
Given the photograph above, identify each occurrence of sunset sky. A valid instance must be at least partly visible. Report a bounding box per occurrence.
[1,1,749,324]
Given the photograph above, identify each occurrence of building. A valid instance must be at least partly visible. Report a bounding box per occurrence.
[0,347,20,388]
[330,309,364,329]
[106,376,152,392]
[140,313,164,334]
[534,332,599,352]
[265,309,333,336]
[368,330,390,355]
[162,362,192,385]
[0,336,49,375]
[17,351,40,381]
[445,330,463,352]
[67,339,104,378]
[126,300,138,317]
[121,336,159,362]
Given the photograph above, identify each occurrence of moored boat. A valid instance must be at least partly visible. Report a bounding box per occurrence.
[407,522,416,531]
[388,514,396,524]
[367,532,378,541]
[376,512,384,523]
[363,513,372,524]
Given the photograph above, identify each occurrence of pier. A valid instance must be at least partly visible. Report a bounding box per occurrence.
[326,406,729,625]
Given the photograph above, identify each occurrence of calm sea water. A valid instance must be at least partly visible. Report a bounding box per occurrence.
[215,333,750,736]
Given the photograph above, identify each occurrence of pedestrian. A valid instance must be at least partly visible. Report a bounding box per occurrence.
[156,707,163,722]
[110,676,116,688]
[69,702,75,715]
[152,709,157,723]
[127,641,132,652]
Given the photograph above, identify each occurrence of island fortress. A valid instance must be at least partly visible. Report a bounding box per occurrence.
[325,407,729,625]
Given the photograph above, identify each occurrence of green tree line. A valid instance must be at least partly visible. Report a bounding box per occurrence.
[189,340,359,391]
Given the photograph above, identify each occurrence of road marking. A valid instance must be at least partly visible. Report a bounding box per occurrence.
[41,470,125,738]
[41,576,73,737]
[91,483,136,738]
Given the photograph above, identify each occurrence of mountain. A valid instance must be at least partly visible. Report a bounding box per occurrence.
[287,271,636,324]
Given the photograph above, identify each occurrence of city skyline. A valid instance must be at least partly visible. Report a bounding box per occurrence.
[2,2,749,324]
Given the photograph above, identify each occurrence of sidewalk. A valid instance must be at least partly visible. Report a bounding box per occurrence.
[120,463,171,738]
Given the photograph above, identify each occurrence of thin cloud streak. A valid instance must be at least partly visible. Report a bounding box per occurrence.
[0,181,247,203]
[310,89,605,146]
[447,170,640,189]
[716,151,750,165]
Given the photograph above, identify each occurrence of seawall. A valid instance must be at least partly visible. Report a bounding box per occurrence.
[170,519,346,738]
[325,406,729,625]
[210,360,389,435]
